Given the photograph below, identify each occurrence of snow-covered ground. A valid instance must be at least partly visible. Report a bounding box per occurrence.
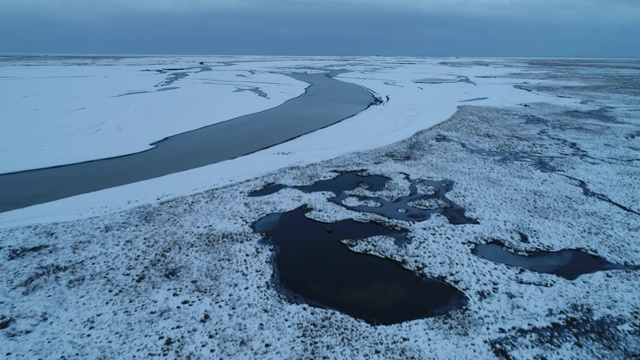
[0,56,571,226]
[1,56,639,358]
[0,56,307,173]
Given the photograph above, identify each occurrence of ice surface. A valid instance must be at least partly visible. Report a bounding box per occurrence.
[0,56,306,173]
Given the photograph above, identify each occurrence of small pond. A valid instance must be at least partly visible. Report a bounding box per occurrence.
[474,242,639,280]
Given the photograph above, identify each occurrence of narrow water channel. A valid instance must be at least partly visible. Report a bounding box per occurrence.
[474,242,639,280]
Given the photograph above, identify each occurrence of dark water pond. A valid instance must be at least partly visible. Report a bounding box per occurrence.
[251,171,476,324]
[0,72,376,212]
[254,207,467,325]
[250,171,478,224]
[249,171,388,197]
[474,242,639,280]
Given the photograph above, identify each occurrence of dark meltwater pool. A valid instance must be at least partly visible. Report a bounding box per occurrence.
[251,171,474,324]
[250,171,478,224]
[248,171,388,197]
[254,207,467,325]
[474,242,640,280]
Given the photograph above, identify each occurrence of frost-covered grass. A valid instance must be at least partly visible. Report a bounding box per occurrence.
[1,57,639,358]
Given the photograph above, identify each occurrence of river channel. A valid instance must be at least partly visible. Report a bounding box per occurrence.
[0,72,376,212]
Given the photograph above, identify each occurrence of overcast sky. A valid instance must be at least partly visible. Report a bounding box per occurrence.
[1,0,639,57]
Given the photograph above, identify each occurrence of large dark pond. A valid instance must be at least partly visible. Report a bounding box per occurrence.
[251,171,473,324]
[0,72,376,212]
[254,207,467,325]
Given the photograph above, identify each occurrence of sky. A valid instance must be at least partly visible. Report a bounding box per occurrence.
[1,0,639,57]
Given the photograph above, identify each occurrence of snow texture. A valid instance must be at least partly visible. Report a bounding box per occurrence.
[1,57,639,359]
[0,56,306,173]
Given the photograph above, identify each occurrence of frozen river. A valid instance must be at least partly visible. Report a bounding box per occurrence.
[0,71,375,212]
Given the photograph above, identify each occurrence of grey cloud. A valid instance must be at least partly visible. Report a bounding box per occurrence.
[3,0,640,23]
[0,0,638,57]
